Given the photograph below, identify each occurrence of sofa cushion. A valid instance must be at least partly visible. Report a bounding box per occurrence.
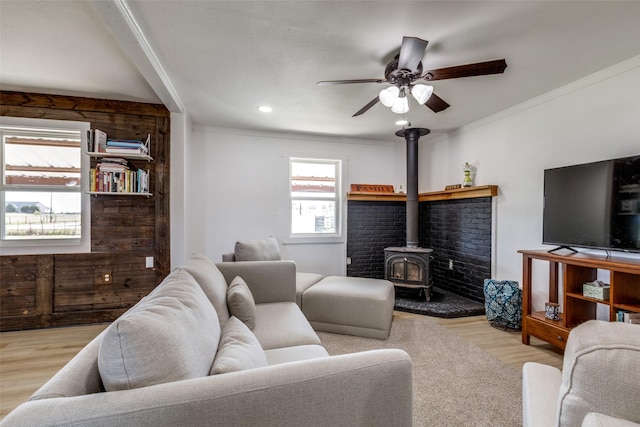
[182,252,231,328]
[264,344,329,366]
[295,272,324,307]
[227,276,256,329]
[234,237,281,261]
[253,302,321,350]
[98,269,221,391]
[210,316,268,375]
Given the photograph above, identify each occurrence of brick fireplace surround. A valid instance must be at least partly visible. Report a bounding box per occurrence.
[346,187,496,316]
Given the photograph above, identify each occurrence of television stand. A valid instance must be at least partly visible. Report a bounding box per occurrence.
[519,249,640,350]
[547,246,578,254]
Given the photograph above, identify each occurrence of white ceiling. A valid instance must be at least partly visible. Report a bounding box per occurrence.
[2,1,640,142]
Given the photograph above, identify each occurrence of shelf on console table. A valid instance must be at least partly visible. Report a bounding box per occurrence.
[347,185,498,202]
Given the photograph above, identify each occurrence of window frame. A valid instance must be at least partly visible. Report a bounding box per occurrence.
[0,116,91,255]
[284,156,345,244]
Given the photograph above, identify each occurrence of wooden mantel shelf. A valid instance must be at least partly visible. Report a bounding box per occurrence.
[347,192,407,201]
[347,185,498,202]
[419,185,498,202]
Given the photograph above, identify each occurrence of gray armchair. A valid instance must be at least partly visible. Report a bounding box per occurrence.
[523,320,640,427]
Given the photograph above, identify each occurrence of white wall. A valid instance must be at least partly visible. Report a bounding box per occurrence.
[185,127,406,275]
[420,56,640,310]
[170,111,193,268]
[174,56,639,307]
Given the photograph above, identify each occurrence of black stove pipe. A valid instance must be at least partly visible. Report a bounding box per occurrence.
[396,127,430,248]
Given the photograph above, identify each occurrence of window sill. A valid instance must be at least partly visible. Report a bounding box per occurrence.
[282,235,345,245]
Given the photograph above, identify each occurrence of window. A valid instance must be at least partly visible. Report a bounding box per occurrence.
[288,157,342,240]
[0,117,90,255]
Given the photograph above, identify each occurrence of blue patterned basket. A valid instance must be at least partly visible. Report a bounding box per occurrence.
[483,279,522,330]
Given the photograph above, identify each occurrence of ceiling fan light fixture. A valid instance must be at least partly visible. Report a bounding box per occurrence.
[411,84,434,105]
[390,96,409,114]
[379,86,400,107]
[258,105,273,113]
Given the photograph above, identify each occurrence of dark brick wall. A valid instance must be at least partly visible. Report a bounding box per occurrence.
[346,197,492,302]
[419,197,492,302]
[346,201,405,278]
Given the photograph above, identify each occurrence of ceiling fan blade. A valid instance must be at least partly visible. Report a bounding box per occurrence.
[397,37,428,73]
[424,92,450,113]
[352,96,381,117]
[317,78,384,85]
[423,59,507,81]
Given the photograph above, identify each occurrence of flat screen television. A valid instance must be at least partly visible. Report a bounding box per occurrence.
[543,154,640,253]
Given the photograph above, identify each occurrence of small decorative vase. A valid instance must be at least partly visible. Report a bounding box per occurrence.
[463,162,473,187]
[545,302,560,320]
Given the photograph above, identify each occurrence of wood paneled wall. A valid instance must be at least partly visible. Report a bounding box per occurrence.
[0,91,170,331]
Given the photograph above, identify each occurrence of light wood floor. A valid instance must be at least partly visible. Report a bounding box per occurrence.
[0,313,563,420]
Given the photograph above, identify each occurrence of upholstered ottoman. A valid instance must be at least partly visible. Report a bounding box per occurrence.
[301,276,395,339]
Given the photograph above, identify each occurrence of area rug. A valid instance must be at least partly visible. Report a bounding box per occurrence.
[317,315,522,427]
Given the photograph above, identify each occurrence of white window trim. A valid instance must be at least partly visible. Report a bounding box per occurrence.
[282,153,348,245]
[0,116,91,256]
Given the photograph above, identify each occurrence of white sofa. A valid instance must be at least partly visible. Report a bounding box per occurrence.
[523,320,640,427]
[221,236,324,306]
[1,253,412,426]
[223,237,396,339]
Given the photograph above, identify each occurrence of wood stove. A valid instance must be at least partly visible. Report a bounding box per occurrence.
[384,127,435,301]
[384,247,433,300]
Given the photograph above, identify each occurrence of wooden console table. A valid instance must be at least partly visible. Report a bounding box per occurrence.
[520,249,640,350]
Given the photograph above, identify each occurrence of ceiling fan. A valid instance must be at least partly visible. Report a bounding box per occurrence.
[317,36,507,117]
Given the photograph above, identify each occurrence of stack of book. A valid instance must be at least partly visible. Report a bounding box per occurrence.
[616,310,640,325]
[86,129,150,155]
[105,134,150,155]
[90,158,149,194]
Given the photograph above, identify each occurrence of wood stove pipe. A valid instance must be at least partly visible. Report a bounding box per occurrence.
[396,127,430,248]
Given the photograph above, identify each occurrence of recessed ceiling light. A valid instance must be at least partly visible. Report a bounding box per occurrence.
[395,119,411,126]
[258,106,273,113]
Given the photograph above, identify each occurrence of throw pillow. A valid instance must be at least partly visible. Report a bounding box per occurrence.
[483,279,522,330]
[227,276,256,329]
[182,252,231,328]
[210,316,268,375]
[234,237,281,261]
[98,269,221,391]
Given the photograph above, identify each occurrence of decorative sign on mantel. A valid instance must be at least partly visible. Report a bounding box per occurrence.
[350,184,395,193]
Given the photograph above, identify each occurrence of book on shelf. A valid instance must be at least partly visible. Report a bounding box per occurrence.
[87,129,108,153]
[90,158,150,194]
[87,132,150,155]
[105,146,148,155]
[616,310,640,324]
[105,134,150,155]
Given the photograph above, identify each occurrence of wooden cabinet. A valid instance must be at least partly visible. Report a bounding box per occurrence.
[520,249,640,350]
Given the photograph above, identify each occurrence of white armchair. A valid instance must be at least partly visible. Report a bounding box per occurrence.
[523,320,640,427]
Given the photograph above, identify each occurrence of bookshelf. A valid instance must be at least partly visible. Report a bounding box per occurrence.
[520,250,640,350]
[86,130,153,196]
[87,151,153,162]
